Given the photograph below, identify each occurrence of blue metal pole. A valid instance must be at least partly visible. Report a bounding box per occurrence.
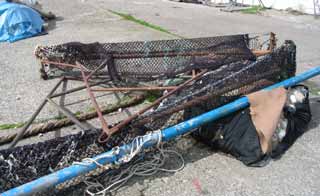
[3,66,320,196]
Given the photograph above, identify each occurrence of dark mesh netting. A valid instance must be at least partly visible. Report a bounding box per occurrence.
[35,34,255,81]
[1,35,296,194]
[0,130,102,192]
[0,126,147,193]
[132,40,296,129]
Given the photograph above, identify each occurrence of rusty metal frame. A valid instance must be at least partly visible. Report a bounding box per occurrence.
[98,69,208,143]
[36,46,274,142]
[34,60,209,143]
[9,34,277,148]
[8,77,111,148]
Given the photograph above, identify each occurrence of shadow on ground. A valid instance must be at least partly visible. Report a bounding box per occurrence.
[45,16,64,32]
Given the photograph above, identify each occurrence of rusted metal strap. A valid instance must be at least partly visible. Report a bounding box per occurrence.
[41,48,272,70]
[92,86,177,92]
[41,60,80,69]
[111,50,250,59]
[77,62,111,137]
[252,50,271,56]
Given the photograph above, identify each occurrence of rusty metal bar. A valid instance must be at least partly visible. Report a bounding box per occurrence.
[77,62,111,136]
[252,50,271,56]
[46,98,91,131]
[92,86,177,92]
[111,50,247,59]
[41,60,79,69]
[9,78,65,148]
[269,32,276,51]
[98,69,208,143]
[192,70,196,78]
[50,79,110,99]
[55,79,68,138]
[41,49,270,69]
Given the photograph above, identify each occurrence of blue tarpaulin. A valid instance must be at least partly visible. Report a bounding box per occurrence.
[0,1,44,42]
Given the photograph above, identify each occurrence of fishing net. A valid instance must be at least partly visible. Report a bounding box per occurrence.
[0,130,103,192]
[133,40,296,129]
[0,127,144,193]
[34,34,255,81]
[1,34,296,194]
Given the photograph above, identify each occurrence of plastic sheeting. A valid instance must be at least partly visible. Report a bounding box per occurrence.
[0,1,44,42]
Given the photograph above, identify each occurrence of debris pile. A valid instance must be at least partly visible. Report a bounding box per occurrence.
[0,33,297,194]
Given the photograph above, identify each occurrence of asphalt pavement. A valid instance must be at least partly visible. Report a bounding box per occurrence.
[0,0,320,195]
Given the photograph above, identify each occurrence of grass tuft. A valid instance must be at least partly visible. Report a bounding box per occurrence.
[0,122,26,130]
[109,10,183,38]
[144,91,161,103]
[241,6,266,14]
[0,114,73,131]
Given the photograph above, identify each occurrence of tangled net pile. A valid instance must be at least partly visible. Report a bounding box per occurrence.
[1,34,296,194]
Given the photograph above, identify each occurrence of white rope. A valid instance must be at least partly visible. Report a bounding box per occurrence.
[80,131,184,196]
[73,147,120,170]
[83,146,184,196]
[119,130,162,164]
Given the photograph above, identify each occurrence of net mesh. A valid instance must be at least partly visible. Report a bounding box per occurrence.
[0,128,141,193]
[133,41,296,129]
[35,34,255,81]
[1,34,296,194]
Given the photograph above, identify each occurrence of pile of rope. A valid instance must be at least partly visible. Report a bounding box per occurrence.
[79,144,184,196]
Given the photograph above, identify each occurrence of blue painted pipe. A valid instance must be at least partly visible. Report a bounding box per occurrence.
[3,66,320,196]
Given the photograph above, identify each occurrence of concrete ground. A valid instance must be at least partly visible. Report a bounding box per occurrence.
[91,0,320,79]
[0,0,320,195]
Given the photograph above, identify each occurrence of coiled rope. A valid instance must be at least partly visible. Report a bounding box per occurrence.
[73,131,184,196]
